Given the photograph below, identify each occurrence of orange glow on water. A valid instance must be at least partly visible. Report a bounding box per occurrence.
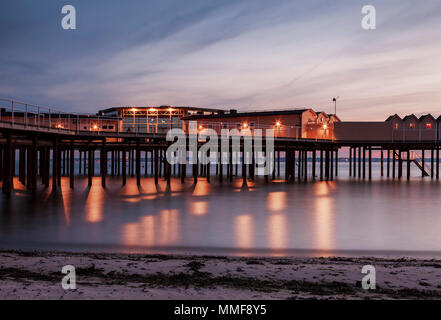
[122,223,139,246]
[121,182,141,203]
[159,209,180,245]
[85,184,104,223]
[267,214,287,249]
[191,201,208,216]
[60,184,72,226]
[313,182,335,252]
[266,191,287,212]
[192,181,210,196]
[235,214,254,249]
[140,215,155,247]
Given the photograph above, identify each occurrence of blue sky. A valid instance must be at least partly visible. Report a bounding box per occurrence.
[1,0,441,120]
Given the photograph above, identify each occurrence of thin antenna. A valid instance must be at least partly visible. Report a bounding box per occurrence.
[332,96,339,115]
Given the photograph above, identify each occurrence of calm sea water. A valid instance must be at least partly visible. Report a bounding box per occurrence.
[1,162,441,258]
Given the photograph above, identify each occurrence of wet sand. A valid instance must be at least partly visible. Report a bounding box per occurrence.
[0,250,440,300]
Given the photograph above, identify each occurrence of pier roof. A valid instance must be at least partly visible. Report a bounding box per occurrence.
[183,108,312,120]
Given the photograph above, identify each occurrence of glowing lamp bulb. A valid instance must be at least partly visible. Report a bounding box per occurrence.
[276,121,281,127]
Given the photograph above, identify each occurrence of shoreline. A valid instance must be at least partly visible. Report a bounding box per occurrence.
[0,250,440,300]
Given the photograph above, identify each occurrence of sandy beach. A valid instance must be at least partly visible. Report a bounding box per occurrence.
[0,250,440,300]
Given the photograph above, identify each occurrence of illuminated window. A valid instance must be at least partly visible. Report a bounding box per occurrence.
[426,123,432,129]
[409,123,415,128]
[393,123,399,130]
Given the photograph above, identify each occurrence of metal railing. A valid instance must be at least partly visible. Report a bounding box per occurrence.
[187,120,335,140]
[0,97,334,140]
[0,97,122,136]
[391,150,431,176]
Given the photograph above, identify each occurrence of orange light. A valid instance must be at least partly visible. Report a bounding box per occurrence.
[56,124,64,129]
[426,123,432,129]
[130,108,137,112]
[323,124,328,130]
[149,108,157,112]
[92,124,98,130]
[243,123,248,128]
[276,121,281,127]
[168,107,174,112]
[199,125,203,129]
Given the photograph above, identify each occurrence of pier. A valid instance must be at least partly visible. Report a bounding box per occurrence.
[1,98,440,195]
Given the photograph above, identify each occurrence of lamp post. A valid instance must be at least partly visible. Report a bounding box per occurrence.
[332,96,339,115]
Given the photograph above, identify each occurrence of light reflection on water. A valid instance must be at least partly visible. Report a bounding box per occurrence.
[313,182,335,253]
[1,163,441,258]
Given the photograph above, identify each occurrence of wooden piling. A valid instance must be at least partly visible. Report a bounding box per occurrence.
[437,147,440,179]
[207,148,211,183]
[122,149,127,186]
[431,149,434,178]
[330,150,333,181]
[70,141,74,188]
[277,150,280,177]
[0,147,3,184]
[368,147,372,180]
[304,151,308,182]
[2,134,12,194]
[19,147,25,185]
[53,139,59,189]
[349,148,352,176]
[387,149,390,177]
[380,149,384,177]
[88,147,93,186]
[101,139,106,187]
[136,140,141,186]
[362,147,366,179]
[392,149,396,179]
[320,150,323,181]
[26,147,32,190]
[242,142,246,184]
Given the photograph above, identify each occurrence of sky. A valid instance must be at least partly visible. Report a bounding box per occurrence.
[1,0,441,120]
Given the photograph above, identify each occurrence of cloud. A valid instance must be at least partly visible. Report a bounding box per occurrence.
[1,0,441,120]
